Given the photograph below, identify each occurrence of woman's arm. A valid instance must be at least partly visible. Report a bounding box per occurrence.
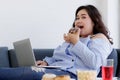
[71,33,113,69]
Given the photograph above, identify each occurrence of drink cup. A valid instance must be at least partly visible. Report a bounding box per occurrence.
[102,59,114,80]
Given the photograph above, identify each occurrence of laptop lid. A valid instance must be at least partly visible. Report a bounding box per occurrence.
[13,38,37,67]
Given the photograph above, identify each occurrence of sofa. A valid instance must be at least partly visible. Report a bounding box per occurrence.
[0,47,54,68]
[0,47,120,77]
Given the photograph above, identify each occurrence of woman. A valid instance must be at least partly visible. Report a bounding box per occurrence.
[36,4,113,79]
[0,5,113,80]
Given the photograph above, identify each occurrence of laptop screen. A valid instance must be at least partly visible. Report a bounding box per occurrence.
[13,38,37,67]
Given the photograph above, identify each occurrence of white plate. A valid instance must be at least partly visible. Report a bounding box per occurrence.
[37,66,62,69]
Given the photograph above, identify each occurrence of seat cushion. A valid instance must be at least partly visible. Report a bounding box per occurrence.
[8,49,19,67]
[0,47,10,67]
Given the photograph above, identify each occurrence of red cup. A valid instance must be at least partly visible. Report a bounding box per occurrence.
[102,59,114,80]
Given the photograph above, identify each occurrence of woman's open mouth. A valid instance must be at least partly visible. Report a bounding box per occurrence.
[78,26,84,29]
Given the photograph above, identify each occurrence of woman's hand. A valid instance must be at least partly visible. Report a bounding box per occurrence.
[64,33,70,43]
[36,60,48,66]
[64,28,80,45]
[69,28,80,45]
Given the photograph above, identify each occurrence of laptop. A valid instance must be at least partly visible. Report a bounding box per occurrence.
[13,38,37,67]
[13,38,61,68]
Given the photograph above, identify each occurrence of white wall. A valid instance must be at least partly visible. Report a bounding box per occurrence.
[0,0,119,49]
[107,0,119,48]
[96,0,120,48]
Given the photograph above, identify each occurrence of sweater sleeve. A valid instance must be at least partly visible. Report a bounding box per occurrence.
[43,57,56,65]
[43,42,70,65]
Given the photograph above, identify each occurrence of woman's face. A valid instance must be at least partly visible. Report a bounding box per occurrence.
[74,9,94,37]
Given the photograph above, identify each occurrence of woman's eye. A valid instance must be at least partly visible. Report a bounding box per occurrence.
[75,17,79,20]
[81,16,86,19]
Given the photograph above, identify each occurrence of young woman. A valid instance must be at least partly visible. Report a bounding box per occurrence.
[0,5,113,80]
[36,4,113,79]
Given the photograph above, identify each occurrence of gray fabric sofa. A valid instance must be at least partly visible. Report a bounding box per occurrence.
[0,47,120,77]
[0,47,54,67]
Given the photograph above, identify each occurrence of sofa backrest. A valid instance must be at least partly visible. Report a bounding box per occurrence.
[1,47,120,77]
[8,49,54,67]
[116,49,120,77]
[33,49,54,60]
[97,49,118,77]
[107,49,118,76]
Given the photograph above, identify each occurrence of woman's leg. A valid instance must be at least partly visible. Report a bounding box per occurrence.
[0,67,44,80]
[0,67,77,80]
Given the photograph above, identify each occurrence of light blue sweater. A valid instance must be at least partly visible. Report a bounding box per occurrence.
[44,36,113,75]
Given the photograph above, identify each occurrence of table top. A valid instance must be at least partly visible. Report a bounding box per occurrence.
[97,77,119,80]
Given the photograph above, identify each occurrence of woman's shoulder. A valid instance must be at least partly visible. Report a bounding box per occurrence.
[88,33,112,49]
[90,33,109,42]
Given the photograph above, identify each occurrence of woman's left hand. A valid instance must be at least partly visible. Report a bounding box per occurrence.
[64,28,80,45]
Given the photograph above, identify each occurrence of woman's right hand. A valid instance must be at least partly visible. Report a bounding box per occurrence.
[36,60,48,66]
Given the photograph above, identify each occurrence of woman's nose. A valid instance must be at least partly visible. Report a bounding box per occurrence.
[76,19,82,24]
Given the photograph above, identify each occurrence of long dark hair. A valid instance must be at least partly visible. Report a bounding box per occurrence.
[73,5,113,44]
